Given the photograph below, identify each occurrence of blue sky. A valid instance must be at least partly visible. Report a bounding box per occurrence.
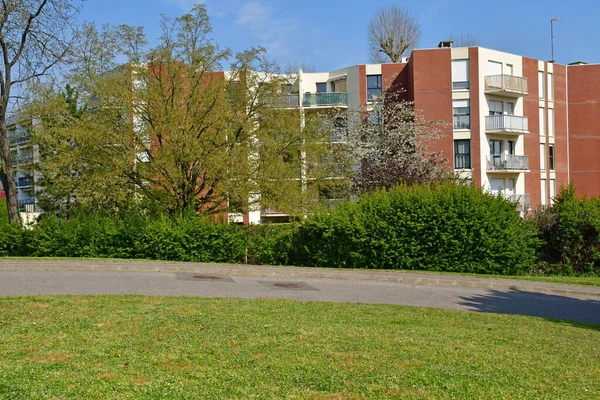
[78,0,600,71]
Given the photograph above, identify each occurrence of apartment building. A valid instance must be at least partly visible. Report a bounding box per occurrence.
[2,117,41,221]
[254,42,599,225]
[2,45,597,224]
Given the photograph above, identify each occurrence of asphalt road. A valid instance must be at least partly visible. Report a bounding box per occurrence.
[1,260,599,325]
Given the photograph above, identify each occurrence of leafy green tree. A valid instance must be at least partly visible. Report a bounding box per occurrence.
[0,0,81,224]
[29,5,348,218]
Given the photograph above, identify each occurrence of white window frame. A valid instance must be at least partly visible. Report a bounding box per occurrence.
[547,73,554,101]
[541,179,547,206]
[540,144,546,171]
[538,71,545,99]
[539,108,545,137]
[548,108,554,137]
[451,60,470,90]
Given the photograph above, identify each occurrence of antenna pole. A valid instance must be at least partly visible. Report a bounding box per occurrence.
[551,17,558,62]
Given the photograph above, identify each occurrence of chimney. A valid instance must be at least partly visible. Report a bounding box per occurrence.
[438,40,453,48]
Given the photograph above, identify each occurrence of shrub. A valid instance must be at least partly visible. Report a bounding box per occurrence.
[287,183,539,275]
[532,184,600,275]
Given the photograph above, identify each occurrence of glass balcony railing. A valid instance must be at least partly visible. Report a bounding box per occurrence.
[505,194,531,210]
[487,154,529,171]
[302,92,347,107]
[485,115,529,134]
[269,94,299,108]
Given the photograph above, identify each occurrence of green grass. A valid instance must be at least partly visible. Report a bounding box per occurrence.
[0,296,598,399]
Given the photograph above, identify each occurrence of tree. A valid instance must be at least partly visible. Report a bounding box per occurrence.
[448,33,479,47]
[368,4,421,63]
[0,0,80,224]
[343,91,451,194]
[29,5,347,218]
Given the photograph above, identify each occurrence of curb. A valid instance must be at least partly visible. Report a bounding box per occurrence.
[1,259,599,299]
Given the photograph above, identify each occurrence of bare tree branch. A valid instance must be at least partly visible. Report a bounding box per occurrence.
[368,4,421,63]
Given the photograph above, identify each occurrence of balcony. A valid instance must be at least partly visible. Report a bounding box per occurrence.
[269,94,299,108]
[261,207,287,216]
[302,92,347,107]
[487,154,529,172]
[8,133,31,146]
[17,176,34,188]
[505,194,531,211]
[485,115,529,135]
[18,199,40,213]
[484,75,528,97]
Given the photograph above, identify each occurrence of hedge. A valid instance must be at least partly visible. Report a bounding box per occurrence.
[286,183,539,275]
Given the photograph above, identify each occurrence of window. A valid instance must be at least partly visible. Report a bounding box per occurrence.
[538,71,544,99]
[549,145,555,170]
[541,179,547,206]
[550,179,556,204]
[367,110,382,126]
[489,100,503,116]
[506,64,514,75]
[539,108,545,137]
[506,102,514,115]
[490,139,503,168]
[316,82,326,93]
[548,108,554,137]
[540,143,546,170]
[508,140,515,155]
[330,81,336,92]
[488,61,502,75]
[453,100,470,129]
[547,73,554,101]
[454,139,471,169]
[367,75,382,102]
[490,139,503,155]
[452,60,469,89]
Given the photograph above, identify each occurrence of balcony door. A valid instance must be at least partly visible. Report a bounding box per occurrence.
[490,139,503,168]
[490,178,504,195]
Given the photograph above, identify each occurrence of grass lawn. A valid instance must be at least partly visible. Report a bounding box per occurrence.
[0,296,598,399]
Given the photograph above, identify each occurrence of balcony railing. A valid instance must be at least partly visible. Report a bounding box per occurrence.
[485,115,529,134]
[269,94,299,108]
[505,194,531,210]
[8,133,31,146]
[302,92,347,107]
[17,176,34,188]
[487,154,529,171]
[261,207,287,216]
[484,75,528,97]
[18,199,41,213]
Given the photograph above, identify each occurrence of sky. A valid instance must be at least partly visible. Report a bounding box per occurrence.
[77,0,600,71]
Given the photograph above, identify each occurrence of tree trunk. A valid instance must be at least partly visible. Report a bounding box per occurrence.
[0,115,22,225]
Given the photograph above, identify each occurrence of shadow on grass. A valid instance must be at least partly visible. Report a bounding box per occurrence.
[458,289,600,329]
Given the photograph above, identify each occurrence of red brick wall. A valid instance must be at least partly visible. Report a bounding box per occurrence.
[553,64,569,192]
[382,63,409,100]
[358,65,367,109]
[567,64,600,197]
[410,48,454,171]
[522,57,542,207]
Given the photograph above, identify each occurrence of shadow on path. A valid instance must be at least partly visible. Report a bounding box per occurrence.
[459,289,600,327]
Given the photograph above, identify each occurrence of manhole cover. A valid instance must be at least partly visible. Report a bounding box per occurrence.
[175,274,235,283]
[259,281,319,291]
[193,275,223,281]
[273,282,303,289]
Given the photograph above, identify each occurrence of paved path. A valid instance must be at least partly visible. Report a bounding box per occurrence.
[1,259,599,325]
